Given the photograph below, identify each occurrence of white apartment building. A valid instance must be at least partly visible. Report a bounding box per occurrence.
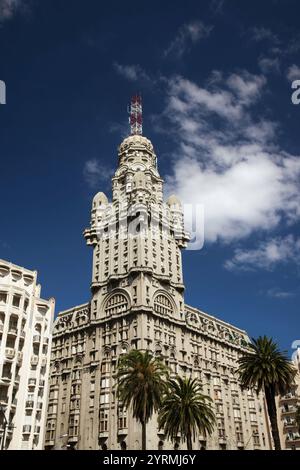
[0,259,54,449]
[278,347,300,450]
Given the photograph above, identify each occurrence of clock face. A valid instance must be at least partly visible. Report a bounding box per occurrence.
[131,163,146,172]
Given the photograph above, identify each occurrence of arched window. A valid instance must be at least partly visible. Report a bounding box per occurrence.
[104,294,129,317]
[154,294,172,316]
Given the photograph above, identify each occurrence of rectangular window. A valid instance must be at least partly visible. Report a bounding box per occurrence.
[101,378,109,389]
[100,410,108,432]
[12,295,21,308]
[100,393,109,404]
[0,292,7,304]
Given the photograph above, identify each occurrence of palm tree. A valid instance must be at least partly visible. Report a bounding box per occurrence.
[116,350,169,450]
[158,376,215,450]
[237,336,296,450]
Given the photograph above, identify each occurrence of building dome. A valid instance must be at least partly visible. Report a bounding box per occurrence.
[118,135,154,154]
[167,194,182,207]
[92,192,108,207]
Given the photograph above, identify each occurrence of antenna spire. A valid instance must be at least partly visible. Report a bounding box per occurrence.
[129,94,142,135]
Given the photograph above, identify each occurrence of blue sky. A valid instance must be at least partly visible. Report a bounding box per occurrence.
[0,0,299,354]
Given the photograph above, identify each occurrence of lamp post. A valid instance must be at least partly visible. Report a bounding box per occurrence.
[0,405,8,451]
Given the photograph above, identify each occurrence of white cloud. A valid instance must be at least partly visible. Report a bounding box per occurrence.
[250,27,279,45]
[0,0,25,21]
[258,56,280,74]
[160,72,300,244]
[287,64,300,82]
[113,63,151,83]
[265,288,295,299]
[164,20,213,58]
[83,160,113,188]
[224,236,300,271]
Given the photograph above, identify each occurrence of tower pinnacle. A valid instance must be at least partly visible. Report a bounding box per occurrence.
[129,94,142,135]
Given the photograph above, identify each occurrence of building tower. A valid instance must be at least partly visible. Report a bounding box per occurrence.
[84,94,190,340]
[45,97,271,450]
[0,259,54,450]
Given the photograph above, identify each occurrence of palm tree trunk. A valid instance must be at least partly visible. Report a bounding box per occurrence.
[265,385,281,450]
[186,432,193,451]
[142,421,146,450]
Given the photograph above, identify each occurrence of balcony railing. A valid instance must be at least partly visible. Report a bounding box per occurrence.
[22,425,31,434]
[286,434,300,442]
[282,406,298,414]
[39,379,45,387]
[33,335,41,344]
[5,348,15,360]
[31,355,39,365]
[20,330,25,338]
[28,378,36,386]
[1,372,12,381]
[17,351,23,362]
[25,400,34,409]
[41,357,47,367]
[8,326,18,336]
[0,396,8,405]
[15,374,20,383]
[284,419,296,427]
[34,426,41,434]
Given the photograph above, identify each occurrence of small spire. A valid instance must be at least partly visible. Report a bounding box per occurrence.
[129,94,142,135]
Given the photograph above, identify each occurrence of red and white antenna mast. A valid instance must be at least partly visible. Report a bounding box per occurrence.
[129,94,142,135]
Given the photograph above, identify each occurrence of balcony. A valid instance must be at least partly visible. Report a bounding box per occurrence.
[286,434,300,442]
[117,428,128,436]
[15,374,20,384]
[0,397,8,406]
[31,355,39,366]
[280,393,298,403]
[11,397,17,407]
[22,425,31,434]
[33,335,41,344]
[284,419,297,428]
[7,326,18,337]
[39,379,45,388]
[20,330,25,339]
[28,378,36,387]
[41,357,47,367]
[282,406,298,414]
[1,372,12,383]
[37,402,43,410]
[17,351,23,363]
[5,347,15,360]
[34,426,41,434]
[25,400,34,409]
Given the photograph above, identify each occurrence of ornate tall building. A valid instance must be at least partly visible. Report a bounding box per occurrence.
[45,97,271,450]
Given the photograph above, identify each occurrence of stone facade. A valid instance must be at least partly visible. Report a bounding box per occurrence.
[0,259,54,449]
[45,133,271,450]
